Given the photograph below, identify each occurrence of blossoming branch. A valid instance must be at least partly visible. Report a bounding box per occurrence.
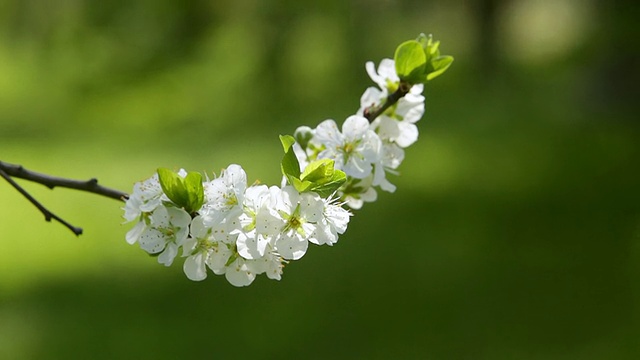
[122,33,453,286]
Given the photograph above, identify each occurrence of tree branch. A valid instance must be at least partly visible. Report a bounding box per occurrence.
[0,167,84,235]
[363,81,412,123]
[0,160,128,201]
[0,160,129,236]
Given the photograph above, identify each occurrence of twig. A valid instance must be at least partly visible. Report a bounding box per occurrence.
[363,81,412,122]
[0,167,83,236]
[0,160,129,236]
[0,160,128,201]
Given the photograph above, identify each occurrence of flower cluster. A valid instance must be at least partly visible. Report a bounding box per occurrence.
[294,58,425,209]
[124,165,350,286]
[123,33,452,286]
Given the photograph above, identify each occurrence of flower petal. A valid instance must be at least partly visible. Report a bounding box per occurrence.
[276,235,308,260]
[365,61,383,86]
[237,231,266,260]
[342,115,370,139]
[395,122,419,148]
[225,258,256,287]
[309,221,337,246]
[314,119,342,146]
[184,253,208,281]
[125,220,146,245]
[206,245,232,274]
[138,228,167,254]
[299,193,323,223]
[158,242,179,266]
[377,58,399,84]
[359,87,384,114]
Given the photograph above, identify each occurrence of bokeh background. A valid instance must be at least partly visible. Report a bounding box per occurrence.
[1,0,638,359]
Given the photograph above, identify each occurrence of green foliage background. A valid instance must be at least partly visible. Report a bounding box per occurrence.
[0,1,638,359]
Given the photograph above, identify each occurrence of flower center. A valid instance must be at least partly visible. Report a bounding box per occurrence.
[287,216,302,231]
[196,238,215,252]
[342,142,355,155]
[159,226,175,237]
[224,192,238,207]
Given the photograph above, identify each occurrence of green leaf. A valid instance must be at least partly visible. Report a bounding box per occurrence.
[280,135,301,185]
[157,168,189,208]
[300,159,334,184]
[426,41,441,60]
[293,126,314,150]
[394,40,427,84]
[416,33,440,61]
[426,55,454,81]
[280,134,296,152]
[291,177,314,194]
[416,33,430,48]
[279,136,347,198]
[427,55,453,80]
[157,168,204,213]
[184,171,204,212]
[310,169,347,198]
[415,33,453,82]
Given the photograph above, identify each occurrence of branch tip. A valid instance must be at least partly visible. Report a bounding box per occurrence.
[0,160,129,236]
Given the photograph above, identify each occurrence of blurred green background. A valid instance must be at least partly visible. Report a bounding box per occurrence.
[1,0,638,359]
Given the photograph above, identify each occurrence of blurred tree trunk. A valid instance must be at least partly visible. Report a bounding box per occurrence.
[594,0,639,121]
[472,0,503,80]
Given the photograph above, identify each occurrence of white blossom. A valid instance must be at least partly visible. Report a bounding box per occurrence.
[123,170,187,245]
[360,58,425,148]
[224,257,256,287]
[271,186,323,260]
[122,174,163,223]
[249,246,285,281]
[309,195,351,246]
[235,185,282,260]
[370,142,405,193]
[137,205,191,266]
[202,164,246,226]
[365,58,399,91]
[314,116,381,179]
[182,215,236,281]
[340,176,378,210]
[121,47,446,286]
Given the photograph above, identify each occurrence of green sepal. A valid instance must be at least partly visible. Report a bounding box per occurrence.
[225,252,239,267]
